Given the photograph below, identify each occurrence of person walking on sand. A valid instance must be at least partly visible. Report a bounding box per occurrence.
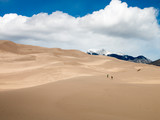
[111,76,113,80]
[107,74,109,78]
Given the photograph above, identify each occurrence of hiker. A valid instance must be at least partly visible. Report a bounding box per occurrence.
[107,74,109,78]
[111,76,113,79]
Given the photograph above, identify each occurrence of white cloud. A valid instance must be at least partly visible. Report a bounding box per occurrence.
[0,0,160,60]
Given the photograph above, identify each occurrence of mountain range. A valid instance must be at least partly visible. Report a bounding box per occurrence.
[0,41,158,66]
[150,59,160,66]
[87,49,152,64]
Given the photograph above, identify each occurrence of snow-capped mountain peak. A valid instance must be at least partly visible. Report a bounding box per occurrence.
[87,49,152,64]
[87,49,123,56]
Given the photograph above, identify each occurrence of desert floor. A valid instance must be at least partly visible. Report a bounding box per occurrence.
[0,40,160,120]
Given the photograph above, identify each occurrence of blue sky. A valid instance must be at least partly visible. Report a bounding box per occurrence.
[0,0,160,18]
[0,0,160,60]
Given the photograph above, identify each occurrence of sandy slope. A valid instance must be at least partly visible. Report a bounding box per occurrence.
[0,40,160,120]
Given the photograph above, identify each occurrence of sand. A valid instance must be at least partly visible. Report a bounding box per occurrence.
[0,40,160,120]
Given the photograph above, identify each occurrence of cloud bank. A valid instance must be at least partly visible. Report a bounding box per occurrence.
[0,0,160,59]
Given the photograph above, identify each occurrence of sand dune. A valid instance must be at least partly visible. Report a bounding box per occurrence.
[0,40,160,120]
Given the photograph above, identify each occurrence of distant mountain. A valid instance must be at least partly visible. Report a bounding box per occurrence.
[149,59,160,66]
[87,49,152,64]
[87,49,123,56]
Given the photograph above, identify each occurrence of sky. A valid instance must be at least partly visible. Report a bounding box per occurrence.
[0,0,160,60]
